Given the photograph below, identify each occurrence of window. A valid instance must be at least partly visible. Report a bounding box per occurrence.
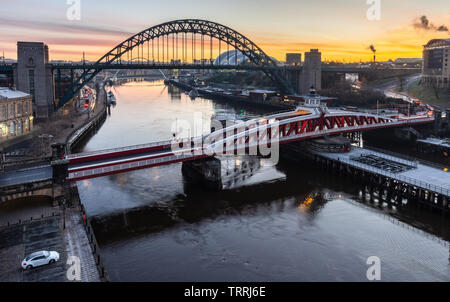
[17,121,22,135]
[24,102,29,114]
[9,104,15,117]
[1,106,6,119]
[17,103,22,115]
[0,124,6,136]
[9,121,14,135]
[29,69,35,103]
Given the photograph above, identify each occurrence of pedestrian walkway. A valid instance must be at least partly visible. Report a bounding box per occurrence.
[63,206,100,282]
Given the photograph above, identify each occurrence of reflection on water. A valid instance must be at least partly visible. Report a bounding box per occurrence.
[77,80,450,282]
[220,156,286,190]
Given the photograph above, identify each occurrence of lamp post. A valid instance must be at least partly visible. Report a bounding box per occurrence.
[62,198,66,230]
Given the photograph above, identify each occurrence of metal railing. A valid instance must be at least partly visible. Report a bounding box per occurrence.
[68,152,203,179]
[65,139,174,160]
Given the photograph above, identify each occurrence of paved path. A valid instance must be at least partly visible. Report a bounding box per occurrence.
[63,207,100,282]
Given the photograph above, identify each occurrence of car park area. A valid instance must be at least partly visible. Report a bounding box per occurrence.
[0,216,67,282]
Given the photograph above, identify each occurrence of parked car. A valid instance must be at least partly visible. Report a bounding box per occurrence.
[21,251,60,270]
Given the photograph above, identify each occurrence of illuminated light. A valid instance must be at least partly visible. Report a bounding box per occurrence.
[236,159,241,167]
[338,194,342,198]
[444,168,448,172]
[299,196,315,211]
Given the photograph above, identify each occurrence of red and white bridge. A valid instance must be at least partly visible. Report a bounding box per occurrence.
[65,100,434,181]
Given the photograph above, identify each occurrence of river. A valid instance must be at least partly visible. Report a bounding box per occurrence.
[74,80,450,282]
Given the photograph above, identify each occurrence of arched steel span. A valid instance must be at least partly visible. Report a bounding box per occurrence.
[57,19,295,109]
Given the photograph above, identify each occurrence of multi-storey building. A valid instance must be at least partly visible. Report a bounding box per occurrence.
[422,39,450,88]
[0,87,33,141]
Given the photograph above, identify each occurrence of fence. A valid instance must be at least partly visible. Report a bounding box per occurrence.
[1,157,52,172]
[0,212,60,228]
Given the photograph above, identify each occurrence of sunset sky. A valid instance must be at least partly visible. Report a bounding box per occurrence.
[1,0,449,62]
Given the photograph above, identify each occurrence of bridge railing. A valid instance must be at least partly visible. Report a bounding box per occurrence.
[65,139,174,160]
[68,150,205,180]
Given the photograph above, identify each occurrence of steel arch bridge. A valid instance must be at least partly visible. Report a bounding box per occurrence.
[56,19,295,110]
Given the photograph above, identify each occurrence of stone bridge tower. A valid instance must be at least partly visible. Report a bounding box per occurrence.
[301,49,322,94]
[14,42,54,119]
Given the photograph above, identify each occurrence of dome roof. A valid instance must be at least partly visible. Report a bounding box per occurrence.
[213,50,280,66]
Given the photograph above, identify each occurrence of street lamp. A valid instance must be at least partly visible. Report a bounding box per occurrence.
[62,198,66,230]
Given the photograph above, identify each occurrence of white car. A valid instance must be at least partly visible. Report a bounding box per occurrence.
[21,250,60,270]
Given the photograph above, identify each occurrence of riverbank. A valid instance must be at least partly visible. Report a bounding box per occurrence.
[168,79,297,110]
[1,83,107,158]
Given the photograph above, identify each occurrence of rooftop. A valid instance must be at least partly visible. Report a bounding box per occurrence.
[424,38,450,47]
[0,87,30,99]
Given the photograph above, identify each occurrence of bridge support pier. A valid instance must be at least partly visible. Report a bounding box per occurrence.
[181,157,222,191]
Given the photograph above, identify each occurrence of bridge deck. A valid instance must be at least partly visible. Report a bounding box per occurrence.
[0,165,53,188]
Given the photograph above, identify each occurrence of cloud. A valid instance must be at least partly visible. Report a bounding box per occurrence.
[0,17,134,37]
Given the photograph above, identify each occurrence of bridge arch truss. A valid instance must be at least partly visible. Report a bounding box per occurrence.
[57,19,295,109]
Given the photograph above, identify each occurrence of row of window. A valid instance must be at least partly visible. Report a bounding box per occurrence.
[0,101,31,120]
[0,118,32,137]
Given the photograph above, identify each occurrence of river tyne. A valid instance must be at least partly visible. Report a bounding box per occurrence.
[74,80,450,282]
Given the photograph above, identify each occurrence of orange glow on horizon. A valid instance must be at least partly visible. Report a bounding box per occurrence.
[1,23,449,63]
